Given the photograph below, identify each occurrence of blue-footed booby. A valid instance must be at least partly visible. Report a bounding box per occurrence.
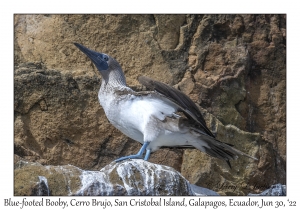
[74,43,257,167]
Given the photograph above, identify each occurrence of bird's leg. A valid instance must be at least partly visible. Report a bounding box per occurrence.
[144,149,151,161]
[115,142,150,162]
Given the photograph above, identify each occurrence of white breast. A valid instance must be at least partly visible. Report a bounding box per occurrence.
[98,90,178,144]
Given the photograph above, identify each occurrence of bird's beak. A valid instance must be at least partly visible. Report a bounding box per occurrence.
[74,43,109,71]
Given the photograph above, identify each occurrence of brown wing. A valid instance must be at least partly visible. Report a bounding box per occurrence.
[138,76,215,137]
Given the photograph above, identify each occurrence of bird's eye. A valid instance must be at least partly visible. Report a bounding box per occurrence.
[103,55,109,61]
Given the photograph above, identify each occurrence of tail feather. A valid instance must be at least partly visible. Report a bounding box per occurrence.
[191,132,257,167]
[226,160,232,169]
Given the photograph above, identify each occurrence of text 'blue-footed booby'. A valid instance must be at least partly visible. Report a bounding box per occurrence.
[74,43,257,168]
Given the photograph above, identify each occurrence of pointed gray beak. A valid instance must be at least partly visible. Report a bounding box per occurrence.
[74,43,109,71]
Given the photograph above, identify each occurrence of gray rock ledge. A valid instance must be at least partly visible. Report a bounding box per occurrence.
[14,159,218,196]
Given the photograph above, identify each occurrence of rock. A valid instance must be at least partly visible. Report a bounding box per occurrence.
[190,184,219,196]
[31,176,51,196]
[15,160,217,196]
[248,184,286,196]
[76,159,193,196]
[14,160,83,196]
[14,14,286,195]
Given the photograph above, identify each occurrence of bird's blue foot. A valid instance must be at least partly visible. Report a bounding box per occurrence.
[115,142,151,162]
[115,154,143,162]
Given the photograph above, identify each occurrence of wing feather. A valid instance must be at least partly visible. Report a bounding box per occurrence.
[138,76,215,137]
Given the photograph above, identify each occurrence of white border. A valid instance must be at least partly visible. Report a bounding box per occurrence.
[1,0,298,208]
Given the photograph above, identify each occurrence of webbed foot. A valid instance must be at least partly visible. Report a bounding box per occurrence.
[114,142,150,162]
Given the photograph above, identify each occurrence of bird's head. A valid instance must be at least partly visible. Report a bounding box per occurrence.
[74,43,126,86]
[74,43,110,71]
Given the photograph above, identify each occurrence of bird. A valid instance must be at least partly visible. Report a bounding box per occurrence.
[74,43,257,168]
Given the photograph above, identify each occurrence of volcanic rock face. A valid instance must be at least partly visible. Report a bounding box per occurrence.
[14,14,286,195]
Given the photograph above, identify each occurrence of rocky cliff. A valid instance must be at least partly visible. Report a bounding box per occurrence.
[14,14,286,195]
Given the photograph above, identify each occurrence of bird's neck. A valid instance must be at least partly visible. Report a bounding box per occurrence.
[100,67,127,91]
